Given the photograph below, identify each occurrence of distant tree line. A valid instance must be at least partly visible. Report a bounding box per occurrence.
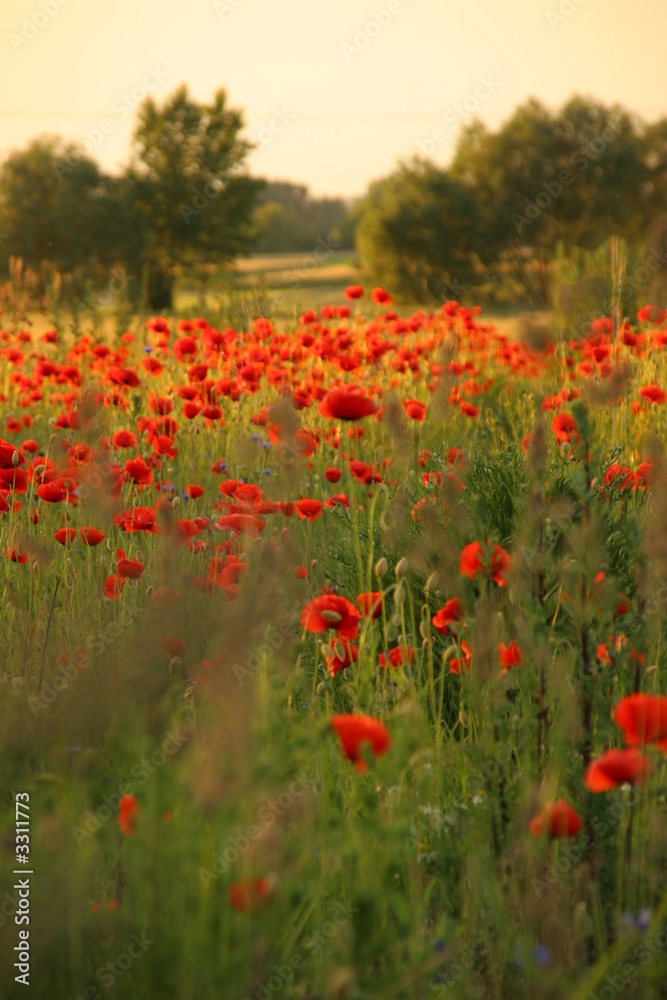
[355,96,667,307]
[2,91,666,313]
[0,85,353,312]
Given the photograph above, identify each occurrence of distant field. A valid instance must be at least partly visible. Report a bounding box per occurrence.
[18,251,553,340]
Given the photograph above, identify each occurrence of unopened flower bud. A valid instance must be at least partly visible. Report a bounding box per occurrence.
[395,557,408,578]
[374,557,388,578]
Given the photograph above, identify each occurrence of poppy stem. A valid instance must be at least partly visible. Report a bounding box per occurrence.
[38,576,60,694]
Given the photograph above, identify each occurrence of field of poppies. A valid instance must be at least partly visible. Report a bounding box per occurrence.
[1,284,667,999]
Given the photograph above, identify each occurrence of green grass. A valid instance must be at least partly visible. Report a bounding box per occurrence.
[0,288,665,999]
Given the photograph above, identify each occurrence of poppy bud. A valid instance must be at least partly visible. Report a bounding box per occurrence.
[11,450,19,467]
[425,571,439,593]
[395,557,408,577]
[169,657,182,674]
[374,557,388,578]
[394,585,405,607]
[172,496,180,509]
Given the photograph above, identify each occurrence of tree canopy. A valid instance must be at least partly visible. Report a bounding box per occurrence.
[357,96,666,305]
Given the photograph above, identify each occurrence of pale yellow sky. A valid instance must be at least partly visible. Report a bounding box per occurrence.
[1,0,666,198]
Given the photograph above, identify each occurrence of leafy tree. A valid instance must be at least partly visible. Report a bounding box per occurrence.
[450,98,648,304]
[0,136,133,283]
[355,158,480,303]
[128,84,264,310]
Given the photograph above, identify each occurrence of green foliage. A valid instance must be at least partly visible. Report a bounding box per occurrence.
[253,181,354,253]
[129,84,264,310]
[355,158,481,303]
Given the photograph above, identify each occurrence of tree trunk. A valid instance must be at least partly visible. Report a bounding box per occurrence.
[147,264,174,312]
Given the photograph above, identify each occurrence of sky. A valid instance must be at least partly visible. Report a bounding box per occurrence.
[1,0,666,200]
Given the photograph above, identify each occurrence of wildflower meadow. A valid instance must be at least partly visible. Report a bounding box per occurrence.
[1,283,667,999]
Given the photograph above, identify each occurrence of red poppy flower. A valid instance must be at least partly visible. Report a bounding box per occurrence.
[161,636,188,657]
[114,506,159,533]
[294,565,308,579]
[614,694,667,751]
[112,430,138,450]
[6,547,28,564]
[107,366,140,388]
[551,413,579,445]
[301,594,361,641]
[639,384,666,405]
[403,399,427,421]
[344,285,364,300]
[529,799,582,838]
[116,556,144,580]
[295,499,323,521]
[229,877,271,912]
[54,528,77,545]
[319,387,378,421]
[124,458,153,487]
[379,645,415,669]
[216,513,266,536]
[104,575,124,600]
[185,484,204,499]
[584,748,653,792]
[459,401,479,418]
[326,639,358,676]
[370,287,392,306]
[0,440,26,468]
[637,305,666,325]
[325,467,342,483]
[118,794,138,836]
[460,541,510,587]
[432,598,464,635]
[330,713,391,771]
[450,639,473,674]
[324,493,349,509]
[357,591,384,619]
[37,479,76,504]
[498,640,522,672]
[80,526,106,546]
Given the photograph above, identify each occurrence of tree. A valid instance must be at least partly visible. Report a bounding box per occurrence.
[450,97,648,304]
[0,136,132,281]
[129,84,264,310]
[355,158,480,303]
